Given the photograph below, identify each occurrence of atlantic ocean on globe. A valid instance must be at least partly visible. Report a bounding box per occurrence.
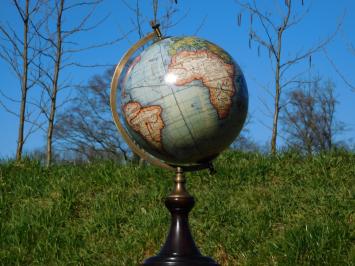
[120,36,248,166]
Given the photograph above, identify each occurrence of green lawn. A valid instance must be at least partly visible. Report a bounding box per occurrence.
[0,151,354,265]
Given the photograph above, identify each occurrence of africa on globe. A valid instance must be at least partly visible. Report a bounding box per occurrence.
[119,36,248,166]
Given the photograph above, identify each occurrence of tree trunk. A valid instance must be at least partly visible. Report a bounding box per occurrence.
[271,33,282,155]
[16,0,30,161]
[270,1,290,155]
[46,0,63,167]
[271,68,281,155]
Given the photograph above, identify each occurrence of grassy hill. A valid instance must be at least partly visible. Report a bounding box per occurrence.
[0,151,354,265]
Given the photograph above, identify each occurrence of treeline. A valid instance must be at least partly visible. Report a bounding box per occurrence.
[27,70,350,164]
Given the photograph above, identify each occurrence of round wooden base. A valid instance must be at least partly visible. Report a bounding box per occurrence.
[141,168,219,266]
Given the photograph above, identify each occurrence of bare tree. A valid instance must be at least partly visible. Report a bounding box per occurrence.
[39,0,65,167]
[281,78,343,154]
[236,0,340,154]
[54,68,129,162]
[0,0,44,161]
[32,0,126,166]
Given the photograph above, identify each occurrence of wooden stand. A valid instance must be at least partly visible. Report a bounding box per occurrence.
[142,167,219,266]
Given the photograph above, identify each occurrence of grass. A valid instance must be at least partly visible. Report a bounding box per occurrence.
[0,150,354,265]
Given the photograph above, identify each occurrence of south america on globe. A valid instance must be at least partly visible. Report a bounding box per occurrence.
[120,36,248,165]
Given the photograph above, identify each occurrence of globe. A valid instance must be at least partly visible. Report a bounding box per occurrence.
[119,36,248,166]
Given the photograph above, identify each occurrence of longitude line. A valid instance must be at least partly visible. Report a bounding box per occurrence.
[158,43,201,153]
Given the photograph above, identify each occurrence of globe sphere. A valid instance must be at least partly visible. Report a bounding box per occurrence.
[120,36,248,165]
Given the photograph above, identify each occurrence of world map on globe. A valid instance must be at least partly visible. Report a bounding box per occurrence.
[119,36,248,165]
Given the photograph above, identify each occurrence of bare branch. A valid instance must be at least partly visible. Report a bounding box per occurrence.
[64,31,132,53]
[0,98,19,116]
[249,30,275,55]
[323,48,355,91]
[0,90,22,104]
[62,2,107,39]
[237,0,278,31]
[0,25,22,55]
[63,0,102,11]
[61,62,115,68]
[280,69,311,89]
[280,19,342,69]
[193,15,207,35]
[12,0,26,22]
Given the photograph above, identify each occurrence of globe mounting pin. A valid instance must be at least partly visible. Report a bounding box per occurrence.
[150,20,162,39]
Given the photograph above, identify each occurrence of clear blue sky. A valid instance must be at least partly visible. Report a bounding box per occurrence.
[0,0,354,158]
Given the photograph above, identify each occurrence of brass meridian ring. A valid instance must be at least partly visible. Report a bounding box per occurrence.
[110,31,175,171]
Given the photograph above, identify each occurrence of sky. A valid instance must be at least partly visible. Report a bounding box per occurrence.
[0,0,354,158]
